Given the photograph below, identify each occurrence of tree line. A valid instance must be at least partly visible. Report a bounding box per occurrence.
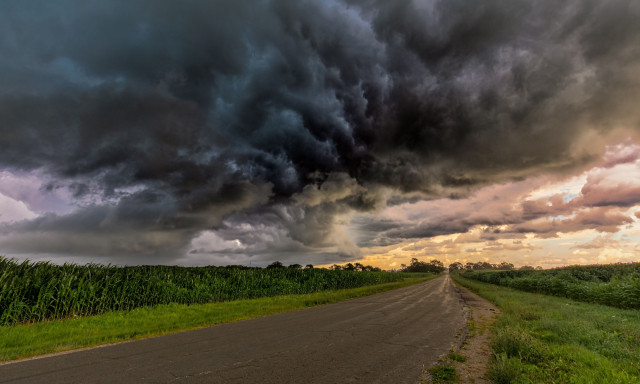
[328,263,382,272]
[265,259,542,273]
[448,261,542,271]
[399,258,446,273]
[265,261,383,272]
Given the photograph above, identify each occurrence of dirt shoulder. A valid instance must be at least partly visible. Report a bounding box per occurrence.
[452,283,500,384]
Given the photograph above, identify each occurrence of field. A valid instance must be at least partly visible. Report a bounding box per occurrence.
[0,276,434,362]
[452,272,640,383]
[460,263,640,309]
[0,256,409,326]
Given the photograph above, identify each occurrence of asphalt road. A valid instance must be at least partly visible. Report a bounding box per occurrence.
[0,274,466,384]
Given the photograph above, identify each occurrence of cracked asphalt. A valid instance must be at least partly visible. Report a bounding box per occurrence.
[0,274,466,384]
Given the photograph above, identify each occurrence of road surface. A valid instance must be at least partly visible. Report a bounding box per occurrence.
[0,274,466,384]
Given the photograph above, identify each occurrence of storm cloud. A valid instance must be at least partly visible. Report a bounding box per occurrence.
[1,0,640,265]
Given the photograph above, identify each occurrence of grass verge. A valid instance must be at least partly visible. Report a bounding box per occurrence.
[428,364,458,383]
[451,273,640,383]
[0,275,434,363]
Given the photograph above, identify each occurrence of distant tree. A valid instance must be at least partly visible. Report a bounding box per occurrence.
[224,264,246,269]
[343,263,356,271]
[449,262,464,271]
[519,265,535,270]
[457,260,533,271]
[288,264,302,269]
[328,262,382,272]
[497,262,515,270]
[359,265,378,272]
[266,261,285,269]
[475,261,494,270]
[535,266,543,270]
[305,264,314,269]
[401,258,445,273]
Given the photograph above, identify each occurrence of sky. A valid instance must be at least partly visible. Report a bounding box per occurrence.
[1,0,640,269]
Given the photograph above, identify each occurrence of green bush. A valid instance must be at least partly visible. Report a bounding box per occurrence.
[492,326,550,364]
[428,365,458,383]
[490,353,522,384]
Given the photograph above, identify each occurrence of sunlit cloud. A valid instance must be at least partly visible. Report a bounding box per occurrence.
[354,143,640,268]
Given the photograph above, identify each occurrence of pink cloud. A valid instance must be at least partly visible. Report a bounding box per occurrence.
[386,177,637,240]
[577,167,640,207]
[512,207,633,236]
[355,142,640,250]
[481,241,540,252]
[379,180,537,239]
[601,142,640,168]
[521,193,572,219]
[573,234,619,249]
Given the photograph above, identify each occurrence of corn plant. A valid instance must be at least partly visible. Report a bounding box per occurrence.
[0,257,409,325]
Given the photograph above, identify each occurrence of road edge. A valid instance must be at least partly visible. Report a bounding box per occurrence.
[419,274,499,383]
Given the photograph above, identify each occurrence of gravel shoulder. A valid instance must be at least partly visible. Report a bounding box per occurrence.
[450,282,500,384]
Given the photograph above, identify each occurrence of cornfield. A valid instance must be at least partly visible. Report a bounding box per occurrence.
[461,263,640,309]
[0,257,408,326]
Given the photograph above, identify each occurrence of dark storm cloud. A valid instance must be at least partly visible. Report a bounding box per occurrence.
[1,0,639,262]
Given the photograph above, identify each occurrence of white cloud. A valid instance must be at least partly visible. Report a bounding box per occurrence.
[0,193,37,223]
[189,230,246,253]
[0,171,75,215]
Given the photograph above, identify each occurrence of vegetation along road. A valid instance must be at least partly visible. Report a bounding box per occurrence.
[0,274,465,384]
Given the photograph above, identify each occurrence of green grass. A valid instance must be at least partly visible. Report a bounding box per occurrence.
[0,275,434,362]
[451,273,640,383]
[428,365,458,383]
[447,352,467,362]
